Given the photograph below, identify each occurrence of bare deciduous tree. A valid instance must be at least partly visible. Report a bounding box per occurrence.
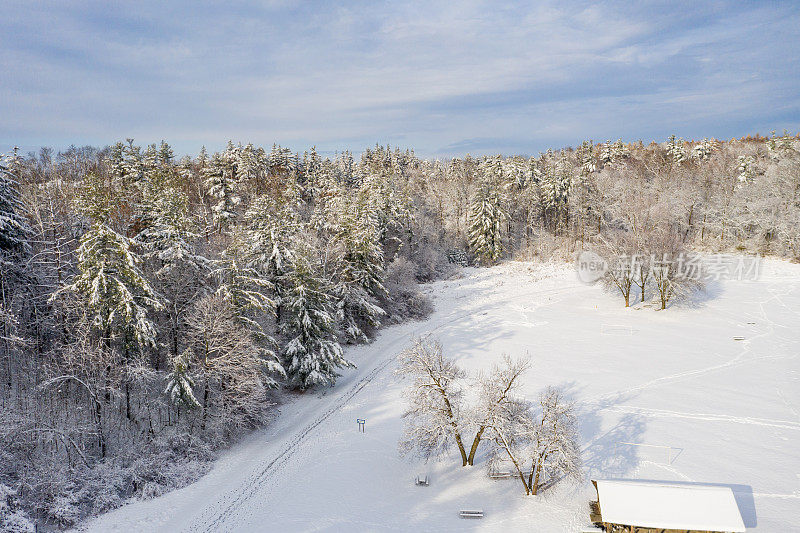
[469,355,530,465]
[485,386,582,495]
[396,336,469,465]
[185,294,281,435]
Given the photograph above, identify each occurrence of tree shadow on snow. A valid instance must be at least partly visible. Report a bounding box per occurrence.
[577,391,647,480]
[675,278,726,310]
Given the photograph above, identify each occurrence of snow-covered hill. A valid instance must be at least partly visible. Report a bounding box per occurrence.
[83,260,800,532]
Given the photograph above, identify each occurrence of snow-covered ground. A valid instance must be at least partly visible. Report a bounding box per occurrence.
[83,259,800,532]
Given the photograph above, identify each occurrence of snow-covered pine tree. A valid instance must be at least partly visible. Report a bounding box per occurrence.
[203,150,241,231]
[268,144,295,178]
[300,145,322,189]
[331,187,386,343]
[63,173,163,349]
[143,143,159,171]
[106,142,127,182]
[71,219,163,348]
[136,173,210,359]
[213,169,283,344]
[502,156,531,189]
[241,187,303,323]
[244,196,298,274]
[197,146,209,168]
[137,174,208,278]
[667,134,687,165]
[336,150,356,186]
[736,155,756,187]
[0,150,32,255]
[576,140,596,175]
[281,241,352,389]
[611,139,627,160]
[213,236,285,395]
[215,246,275,336]
[692,138,716,160]
[235,142,267,195]
[538,153,572,233]
[121,139,145,186]
[177,154,194,183]
[158,140,174,167]
[599,140,614,164]
[468,156,508,265]
[165,349,200,409]
[361,172,413,245]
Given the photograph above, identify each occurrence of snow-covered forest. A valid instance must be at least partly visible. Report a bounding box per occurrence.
[1,132,799,529]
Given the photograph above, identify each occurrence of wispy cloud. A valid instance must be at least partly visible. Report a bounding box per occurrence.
[2,0,799,157]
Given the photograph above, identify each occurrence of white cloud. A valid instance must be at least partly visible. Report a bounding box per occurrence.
[1,0,798,156]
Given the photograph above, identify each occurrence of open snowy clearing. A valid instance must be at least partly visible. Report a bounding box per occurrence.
[83,259,800,532]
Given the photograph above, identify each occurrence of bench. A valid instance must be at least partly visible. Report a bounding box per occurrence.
[488,470,532,479]
[459,510,484,519]
[415,474,429,486]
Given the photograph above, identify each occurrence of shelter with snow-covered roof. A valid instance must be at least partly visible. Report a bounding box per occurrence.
[589,479,746,533]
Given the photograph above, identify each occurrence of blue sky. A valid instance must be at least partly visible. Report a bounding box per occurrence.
[2,0,799,158]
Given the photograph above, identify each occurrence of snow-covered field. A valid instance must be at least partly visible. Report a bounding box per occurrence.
[83,260,800,532]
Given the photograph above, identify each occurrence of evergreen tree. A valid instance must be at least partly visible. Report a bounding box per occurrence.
[241,188,302,324]
[165,349,201,409]
[599,140,614,164]
[143,143,159,170]
[158,140,174,167]
[538,153,573,233]
[0,150,31,255]
[612,139,627,159]
[106,142,127,182]
[469,157,508,265]
[576,140,596,175]
[214,233,283,377]
[121,138,145,186]
[360,172,414,247]
[243,195,299,276]
[599,139,627,165]
[331,188,386,343]
[62,173,163,348]
[215,249,276,336]
[197,146,209,168]
[136,174,209,277]
[667,134,687,165]
[736,155,756,187]
[692,138,716,160]
[136,174,210,359]
[282,243,352,389]
[235,142,265,194]
[203,151,240,231]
